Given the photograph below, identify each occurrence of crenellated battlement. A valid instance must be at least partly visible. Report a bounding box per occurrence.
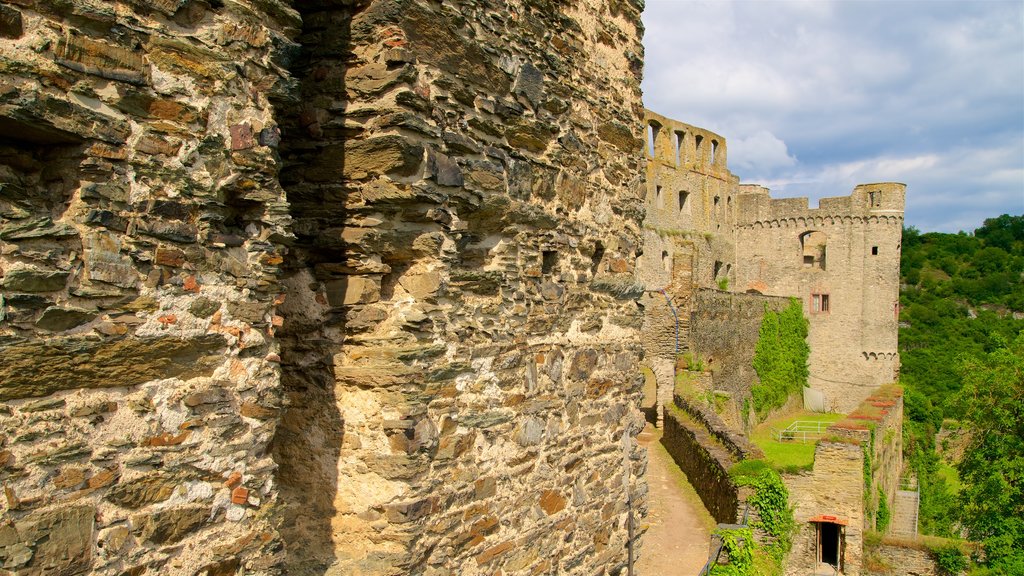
[736,182,906,226]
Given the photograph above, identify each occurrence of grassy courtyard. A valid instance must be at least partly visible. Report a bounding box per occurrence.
[751,411,846,471]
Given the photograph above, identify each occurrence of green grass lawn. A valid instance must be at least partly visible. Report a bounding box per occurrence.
[936,461,962,493]
[751,411,846,471]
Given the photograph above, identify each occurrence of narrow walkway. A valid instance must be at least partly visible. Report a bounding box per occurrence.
[637,423,716,576]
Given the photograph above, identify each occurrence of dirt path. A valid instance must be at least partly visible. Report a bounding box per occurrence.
[636,423,716,576]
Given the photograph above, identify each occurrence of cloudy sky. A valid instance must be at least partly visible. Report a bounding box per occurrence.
[641,0,1024,233]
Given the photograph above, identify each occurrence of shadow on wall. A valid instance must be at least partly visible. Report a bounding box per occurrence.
[270,2,353,573]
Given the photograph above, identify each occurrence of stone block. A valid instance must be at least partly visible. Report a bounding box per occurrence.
[0,505,95,573]
[53,35,147,85]
[133,504,208,544]
[1,268,68,292]
[0,5,23,39]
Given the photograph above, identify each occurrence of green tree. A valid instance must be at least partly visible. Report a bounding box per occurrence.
[954,332,1024,572]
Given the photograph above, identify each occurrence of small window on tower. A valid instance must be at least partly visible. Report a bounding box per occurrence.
[655,185,663,208]
[678,191,689,212]
[872,246,879,255]
[811,293,830,313]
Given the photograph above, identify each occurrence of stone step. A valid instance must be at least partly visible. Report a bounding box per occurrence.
[889,490,919,536]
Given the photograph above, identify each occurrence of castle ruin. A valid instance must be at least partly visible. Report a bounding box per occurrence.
[0,1,907,575]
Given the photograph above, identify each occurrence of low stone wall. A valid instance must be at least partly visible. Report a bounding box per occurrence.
[864,543,944,576]
[673,394,764,462]
[661,406,740,524]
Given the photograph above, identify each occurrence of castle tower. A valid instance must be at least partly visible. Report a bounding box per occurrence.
[734,184,905,412]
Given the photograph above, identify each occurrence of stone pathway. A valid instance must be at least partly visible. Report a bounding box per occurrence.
[636,424,716,576]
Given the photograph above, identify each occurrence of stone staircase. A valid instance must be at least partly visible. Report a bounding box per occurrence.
[890,489,919,536]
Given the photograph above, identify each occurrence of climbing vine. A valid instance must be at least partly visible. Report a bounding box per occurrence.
[749,469,794,546]
[863,428,876,526]
[751,299,809,419]
[876,489,891,533]
[710,526,755,576]
[725,464,796,575]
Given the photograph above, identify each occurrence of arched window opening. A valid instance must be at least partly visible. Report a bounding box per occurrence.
[655,185,663,209]
[647,121,661,157]
[662,250,671,273]
[694,134,704,160]
[800,231,827,270]
[710,139,719,164]
[673,131,684,165]
[678,191,689,213]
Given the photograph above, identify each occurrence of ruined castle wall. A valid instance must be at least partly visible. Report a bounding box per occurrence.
[638,111,741,428]
[0,0,648,574]
[689,288,790,429]
[0,1,299,573]
[785,440,867,576]
[661,406,740,525]
[271,1,649,574]
[734,184,905,413]
[640,110,738,293]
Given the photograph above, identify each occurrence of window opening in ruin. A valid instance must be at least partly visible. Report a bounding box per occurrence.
[871,246,878,255]
[869,191,881,207]
[713,260,722,278]
[662,250,671,273]
[800,230,827,270]
[655,185,663,208]
[647,121,661,157]
[678,191,689,213]
[710,139,719,164]
[673,131,684,165]
[542,250,558,275]
[811,293,830,313]
[694,134,704,159]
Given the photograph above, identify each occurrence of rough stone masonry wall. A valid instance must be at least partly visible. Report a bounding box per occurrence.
[689,288,790,430]
[0,1,298,574]
[0,1,648,576]
[269,1,648,575]
[785,440,866,576]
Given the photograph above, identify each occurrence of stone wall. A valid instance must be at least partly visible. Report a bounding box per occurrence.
[734,184,905,413]
[269,0,649,574]
[0,1,298,573]
[689,288,791,430]
[0,0,649,575]
[864,543,943,576]
[661,406,740,525]
[785,439,867,575]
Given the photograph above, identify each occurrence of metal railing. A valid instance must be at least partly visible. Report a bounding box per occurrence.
[773,420,832,443]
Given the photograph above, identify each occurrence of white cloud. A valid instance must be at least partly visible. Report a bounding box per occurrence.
[642,0,1024,232]
[728,131,798,173]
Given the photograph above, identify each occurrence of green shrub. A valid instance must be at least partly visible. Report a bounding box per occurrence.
[710,526,755,576]
[933,544,969,575]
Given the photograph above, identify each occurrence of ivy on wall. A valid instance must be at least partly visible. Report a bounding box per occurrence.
[751,298,809,418]
[724,463,796,576]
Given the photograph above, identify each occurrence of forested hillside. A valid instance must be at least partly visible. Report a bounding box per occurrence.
[899,214,1024,422]
[897,214,1024,571]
